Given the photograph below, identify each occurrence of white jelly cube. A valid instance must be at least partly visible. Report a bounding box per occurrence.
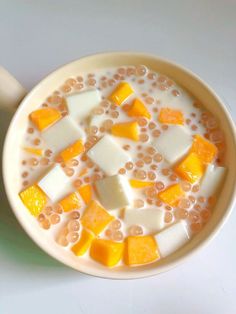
[38,164,70,202]
[154,220,190,257]
[200,164,226,197]
[95,175,132,210]
[153,126,192,164]
[87,134,131,175]
[41,116,85,153]
[66,89,101,121]
[124,208,164,233]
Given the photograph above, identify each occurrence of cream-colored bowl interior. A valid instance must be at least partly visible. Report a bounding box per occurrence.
[3,52,236,279]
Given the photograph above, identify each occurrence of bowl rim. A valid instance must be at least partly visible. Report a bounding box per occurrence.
[2,51,236,279]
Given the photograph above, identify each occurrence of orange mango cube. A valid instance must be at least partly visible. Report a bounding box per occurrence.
[158,183,185,207]
[23,147,43,156]
[19,184,47,216]
[29,108,61,131]
[59,192,81,212]
[71,229,94,256]
[190,134,217,163]
[124,236,159,266]
[109,82,134,106]
[59,140,84,162]
[129,179,155,188]
[111,121,139,141]
[175,152,204,183]
[90,239,124,267]
[78,184,92,205]
[81,200,114,235]
[127,98,151,119]
[158,108,184,125]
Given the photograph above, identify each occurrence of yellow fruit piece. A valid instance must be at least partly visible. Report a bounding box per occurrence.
[124,236,159,266]
[109,82,134,106]
[23,147,43,156]
[90,238,124,267]
[111,121,139,141]
[29,108,61,131]
[59,192,81,212]
[19,184,47,216]
[81,200,114,235]
[129,179,155,188]
[158,108,184,125]
[78,184,92,205]
[59,140,84,162]
[175,152,204,183]
[158,183,185,206]
[71,229,94,256]
[127,98,151,119]
[190,134,217,163]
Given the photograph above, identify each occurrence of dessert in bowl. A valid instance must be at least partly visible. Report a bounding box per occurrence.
[2,52,236,279]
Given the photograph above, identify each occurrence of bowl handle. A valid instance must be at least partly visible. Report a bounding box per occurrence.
[0,66,27,112]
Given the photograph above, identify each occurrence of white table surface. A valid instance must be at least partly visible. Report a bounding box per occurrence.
[0,1,236,313]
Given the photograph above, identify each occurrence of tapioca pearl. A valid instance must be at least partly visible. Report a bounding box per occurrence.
[21,171,28,178]
[87,78,96,86]
[198,196,206,203]
[117,67,126,75]
[191,125,198,131]
[122,144,130,151]
[108,79,116,86]
[118,168,126,175]
[37,213,45,223]
[81,155,88,162]
[27,127,34,134]
[41,219,50,230]
[28,158,39,166]
[206,117,218,129]
[48,95,63,105]
[74,83,84,90]
[210,130,224,143]
[92,107,104,115]
[40,157,50,166]
[88,135,99,144]
[22,180,29,187]
[61,162,66,168]
[189,210,200,223]
[186,119,191,125]
[64,167,75,177]
[188,195,196,204]
[65,78,77,87]
[192,184,200,193]
[45,149,52,157]
[68,220,80,232]
[67,232,79,243]
[44,206,53,216]
[88,73,95,78]
[133,199,145,208]
[191,113,196,118]
[111,111,119,119]
[91,173,102,182]
[85,142,92,150]
[77,76,84,82]
[22,160,27,165]
[178,198,191,209]
[135,160,144,168]
[143,156,152,164]
[145,96,154,104]
[172,89,180,97]
[122,104,131,112]
[125,162,134,170]
[127,67,135,76]
[112,230,124,242]
[50,214,60,225]
[73,177,82,186]
[58,103,67,112]
[155,199,163,207]
[158,84,168,91]
[150,164,158,171]
[54,204,63,214]
[42,103,48,107]
[70,211,80,220]
[113,74,121,80]
[152,129,161,138]
[61,112,68,117]
[190,222,202,233]
[110,219,122,230]
[128,225,143,236]
[152,82,157,87]
[194,203,202,211]
[165,205,172,211]
[161,124,168,131]
[152,107,158,113]
[145,187,156,198]
[99,126,106,133]
[100,99,110,108]
[147,171,156,181]
[105,229,112,239]
[135,65,147,76]
[164,211,173,223]
[146,146,156,155]
[157,75,167,83]
[141,127,147,132]
[166,79,174,87]
[69,159,79,167]
[201,111,211,122]
[138,79,145,84]
[153,153,163,163]
[139,134,149,142]
[137,117,148,127]
[201,209,211,222]
[180,181,191,192]
[174,208,188,219]
[137,145,143,150]
[169,173,178,181]
[84,176,90,183]
[137,153,144,159]
[147,198,154,205]
[33,138,41,146]
[57,236,69,247]
[161,168,170,176]
[147,72,156,80]
[61,84,71,93]
[155,181,165,191]
[86,159,94,168]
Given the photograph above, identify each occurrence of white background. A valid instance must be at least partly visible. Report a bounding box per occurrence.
[0,1,236,313]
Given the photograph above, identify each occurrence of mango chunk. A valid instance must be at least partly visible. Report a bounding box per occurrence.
[59,192,81,212]
[190,134,217,163]
[129,179,155,188]
[29,108,61,131]
[124,236,159,266]
[90,239,124,267]
[81,200,114,235]
[59,139,84,162]
[71,229,94,256]
[109,82,134,106]
[19,184,47,216]
[158,183,185,207]
[23,147,43,156]
[175,152,204,183]
[127,98,151,119]
[158,108,184,125]
[78,184,92,205]
[111,121,139,141]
